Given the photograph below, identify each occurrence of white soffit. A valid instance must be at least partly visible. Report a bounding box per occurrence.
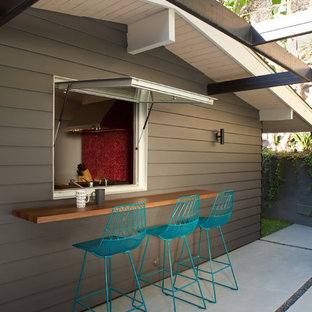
[128,8,175,54]
[33,0,162,24]
[166,14,249,82]
[235,89,286,110]
[263,112,312,133]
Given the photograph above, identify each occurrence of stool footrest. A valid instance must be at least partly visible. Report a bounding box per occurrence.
[179,257,238,291]
[74,299,98,312]
[161,290,207,309]
[181,257,231,274]
[175,287,216,304]
[139,268,196,283]
[197,263,231,275]
[77,288,107,301]
[111,287,145,305]
[198,275,239,290]
[75,286,146,311]
[139,276,197,293]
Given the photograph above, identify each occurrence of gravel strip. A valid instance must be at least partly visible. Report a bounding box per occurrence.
[275,277,312,312]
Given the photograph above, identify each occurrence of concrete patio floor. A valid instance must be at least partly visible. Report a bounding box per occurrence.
[96,224,312,312]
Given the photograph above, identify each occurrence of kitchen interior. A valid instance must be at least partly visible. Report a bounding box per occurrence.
[53,77,212,197]
[54,86,134,193]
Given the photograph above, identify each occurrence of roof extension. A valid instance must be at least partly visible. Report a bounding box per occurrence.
[27,0,312,132]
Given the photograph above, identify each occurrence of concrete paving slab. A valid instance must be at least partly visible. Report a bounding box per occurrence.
[95,239,312,312]
[262,224,312,250]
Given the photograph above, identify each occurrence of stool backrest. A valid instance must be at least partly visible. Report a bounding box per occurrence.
[204,191,234,228]
[160,194,200,239]
[101,203,146,241]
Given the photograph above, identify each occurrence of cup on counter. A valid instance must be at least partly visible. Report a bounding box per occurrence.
[76,190,90,209]
[91,189,105,206]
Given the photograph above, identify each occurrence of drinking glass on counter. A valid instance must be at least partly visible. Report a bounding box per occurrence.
[91,189,105,206]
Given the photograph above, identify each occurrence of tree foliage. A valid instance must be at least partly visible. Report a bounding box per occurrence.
[271,0,288,17]
[292,132,312,152]
[218,0,290,20]
[217,0,252,20]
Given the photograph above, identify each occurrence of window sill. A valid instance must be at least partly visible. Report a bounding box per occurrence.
[53,184,147,200]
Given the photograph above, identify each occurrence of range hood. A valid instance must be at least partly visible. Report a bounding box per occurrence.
[65,99,133,132]
[55,77,215,133]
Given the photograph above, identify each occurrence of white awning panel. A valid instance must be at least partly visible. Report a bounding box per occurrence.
[55,77,215,105]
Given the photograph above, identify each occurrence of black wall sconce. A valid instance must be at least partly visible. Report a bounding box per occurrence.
[216,128,225,144]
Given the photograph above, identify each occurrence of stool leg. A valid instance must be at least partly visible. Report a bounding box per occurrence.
[197,227,202,273]
[218,226,238,290]
[133,235,150,305]
[173,238,185,287]
[128,251,147,312]
[206,229,216,303]
[73,251,87,312]
[161,239,166,293]
[166,239,177,312]
[104,256,110,312]
[184,237,206,310]
[109,256,112,312]
[164,236,206,309]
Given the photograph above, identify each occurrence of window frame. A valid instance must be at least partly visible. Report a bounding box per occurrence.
[52,76,148,200]
[52,76,214,200]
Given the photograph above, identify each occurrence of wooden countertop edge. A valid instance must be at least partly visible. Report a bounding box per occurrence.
[12,191,218,224]
[12,210,38,223]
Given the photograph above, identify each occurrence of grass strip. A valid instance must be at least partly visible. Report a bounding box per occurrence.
[261,217,292,238]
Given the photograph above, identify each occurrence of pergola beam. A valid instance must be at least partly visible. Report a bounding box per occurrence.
[252,8,312,44]
[207,72,305,95]
[0,0,39,27]
[166,0,312,82]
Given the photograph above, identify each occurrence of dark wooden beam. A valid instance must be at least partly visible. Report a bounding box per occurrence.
[166,0,312,82]
[0,0,39,27]
[207,72,305,95]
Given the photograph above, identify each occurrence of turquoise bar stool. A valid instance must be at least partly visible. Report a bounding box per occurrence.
[135,195,206,312]
[73,203,147,312]
[180,191,238,303]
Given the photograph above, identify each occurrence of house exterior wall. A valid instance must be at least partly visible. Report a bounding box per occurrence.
[0,8,261,312]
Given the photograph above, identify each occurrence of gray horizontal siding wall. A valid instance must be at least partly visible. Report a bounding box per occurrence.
[0,8,261,312]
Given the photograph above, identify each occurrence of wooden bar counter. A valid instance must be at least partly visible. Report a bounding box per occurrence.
[12,189,217,224]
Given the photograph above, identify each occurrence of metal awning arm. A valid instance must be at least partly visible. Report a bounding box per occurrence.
[54,84,71,145]
[136,102,154,150]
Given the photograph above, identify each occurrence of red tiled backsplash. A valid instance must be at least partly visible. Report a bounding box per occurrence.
[82,131,133,182]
